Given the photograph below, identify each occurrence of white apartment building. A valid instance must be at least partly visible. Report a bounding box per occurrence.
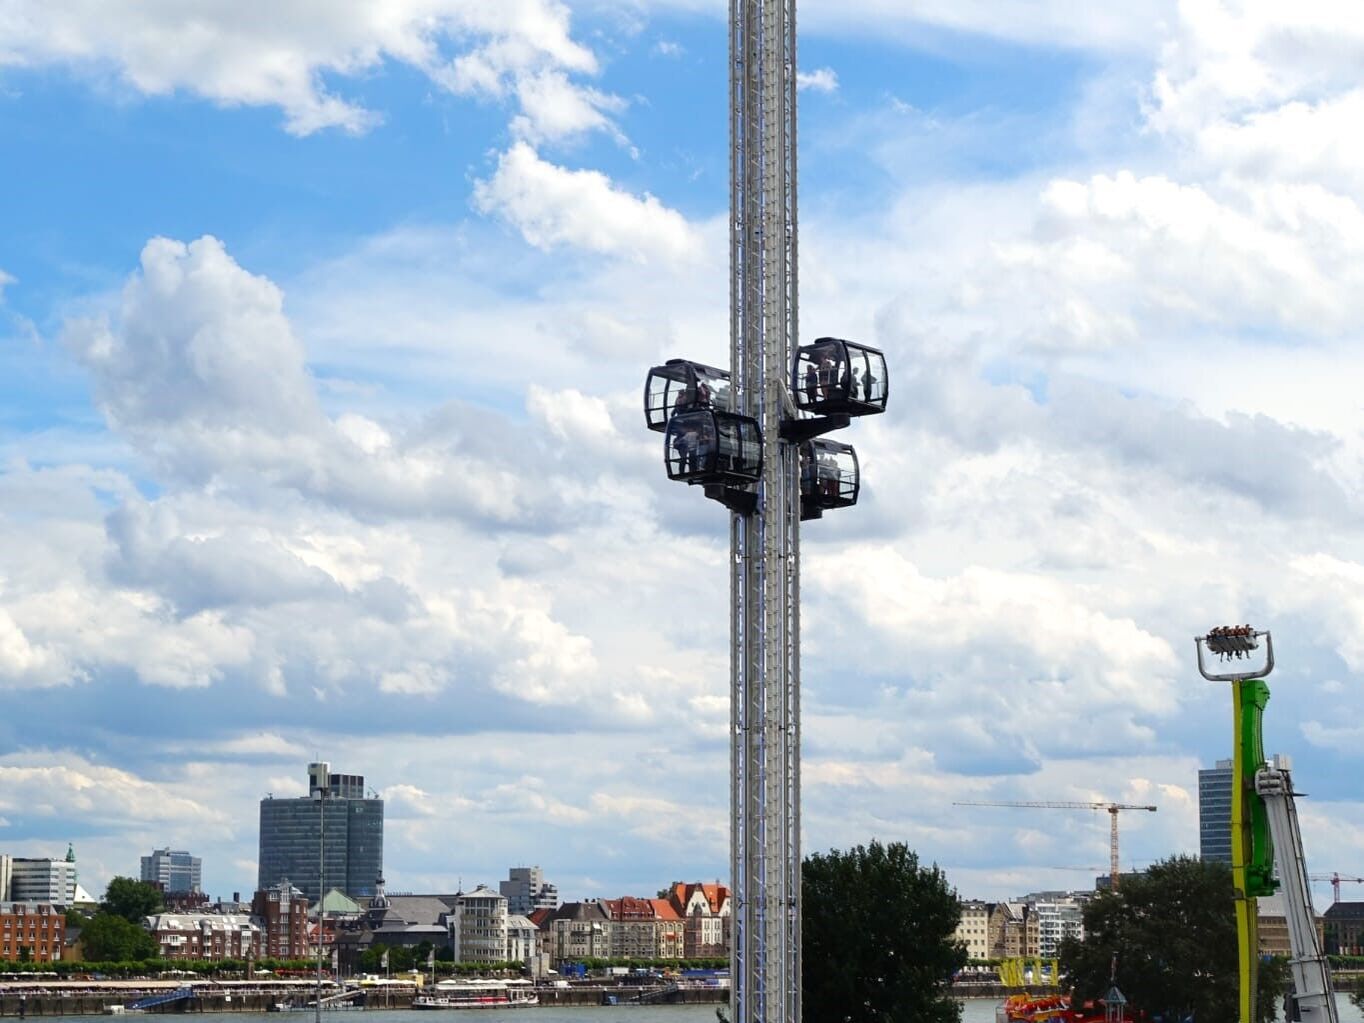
[10,850,78,906]
[451,886,508,964]
[505,914,538,963]
[955,900,992,960]
[1033,897,1085,956]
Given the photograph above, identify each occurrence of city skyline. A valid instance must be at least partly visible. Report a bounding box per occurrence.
[2,2,1364,906]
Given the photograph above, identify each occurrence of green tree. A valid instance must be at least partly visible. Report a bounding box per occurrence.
[360,943,388,972]
[81,912,159,962]
[803,839,966,1023]
[1058,855,1285,1022]
[65,907,91,930]
[101,877,163,923]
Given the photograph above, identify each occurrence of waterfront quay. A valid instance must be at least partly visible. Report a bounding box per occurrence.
[0,980,726,1017]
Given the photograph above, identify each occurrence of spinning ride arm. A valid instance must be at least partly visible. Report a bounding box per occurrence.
[1196,625,1337,1023]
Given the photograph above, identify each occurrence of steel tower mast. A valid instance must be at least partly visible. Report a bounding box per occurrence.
[646,3,883,1018]
[729,0,800,1019]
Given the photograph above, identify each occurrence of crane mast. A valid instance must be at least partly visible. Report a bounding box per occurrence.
[952,800,1157,888]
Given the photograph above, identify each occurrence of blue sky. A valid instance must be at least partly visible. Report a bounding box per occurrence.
[3,0,1364,910]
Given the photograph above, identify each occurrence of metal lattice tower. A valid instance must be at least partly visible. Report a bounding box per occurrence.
[730,0,801,1020]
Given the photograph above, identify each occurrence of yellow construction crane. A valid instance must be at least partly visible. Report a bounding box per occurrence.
[954,801,1158,888]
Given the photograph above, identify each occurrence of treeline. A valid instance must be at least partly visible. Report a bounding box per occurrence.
[0,959,318,977]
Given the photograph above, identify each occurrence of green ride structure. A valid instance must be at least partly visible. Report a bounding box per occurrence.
[1195,626,1336,1023]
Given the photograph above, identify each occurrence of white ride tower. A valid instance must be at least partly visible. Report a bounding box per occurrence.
[645,3,886,1021]
[729,0,801,1021]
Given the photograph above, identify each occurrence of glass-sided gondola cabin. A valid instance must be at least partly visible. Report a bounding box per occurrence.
[800,438,859,519]
[644,359,732,433]
[664,407,762,486]
[792,337,887,417]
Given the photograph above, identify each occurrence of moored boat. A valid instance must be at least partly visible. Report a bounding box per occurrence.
[410,979,538,1010]
[997,993,1140,1023]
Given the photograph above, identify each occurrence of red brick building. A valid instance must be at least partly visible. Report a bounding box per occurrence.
[252,882,310,960]
[146,913,261,960]
[0,903,66,962]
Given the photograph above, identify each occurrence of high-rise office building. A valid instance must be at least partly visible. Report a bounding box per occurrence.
[141,848,203,894]
[0,855,11,901]
[499,866,559,917]
[258,762,383,903]
[1199,758,1234,864]
[10,845,78,905]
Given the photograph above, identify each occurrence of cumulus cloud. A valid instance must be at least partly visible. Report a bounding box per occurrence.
[0,0,618,140]
[62,235,620,531]
[12,0,1364,904]
[981,172,1364,352]
[641,0,1175,54]
[796,67,838,93]
[64,236,328,464]
[473,142,702,262]
[0,756,224,828]
[0,608,70,688]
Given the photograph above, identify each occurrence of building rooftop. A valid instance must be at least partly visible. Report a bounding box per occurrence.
[1324,901,1364,921]
[543,901,610,925]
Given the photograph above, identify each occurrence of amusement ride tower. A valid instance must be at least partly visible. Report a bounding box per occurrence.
[644,2,887,1019]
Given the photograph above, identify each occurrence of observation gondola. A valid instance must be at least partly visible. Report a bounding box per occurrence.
[664,407,762,486]
[792,337,887,417]
[644,359,732,432]
[799,439,859,520]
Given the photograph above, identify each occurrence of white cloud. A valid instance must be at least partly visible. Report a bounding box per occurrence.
[632,0,1174,54]
[0,270,14,302]
[12,0,1364,904]
[63,235,607,530]
[0,0,616,139]
[976,172,1364,352]
[0,607,70,688]
[796,67,838,93]
[473,142,702,262]
[0,756,225,828]
[509,69,628,145]
[379,665,449,696]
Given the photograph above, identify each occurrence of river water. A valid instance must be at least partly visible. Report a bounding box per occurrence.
[21,1000,1364,1022]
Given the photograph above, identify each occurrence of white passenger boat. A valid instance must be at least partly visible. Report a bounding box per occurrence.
[410,979,538,1010]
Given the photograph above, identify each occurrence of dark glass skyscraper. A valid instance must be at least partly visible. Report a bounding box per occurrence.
[1198,758,1233,864]
[258,762,383,903]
